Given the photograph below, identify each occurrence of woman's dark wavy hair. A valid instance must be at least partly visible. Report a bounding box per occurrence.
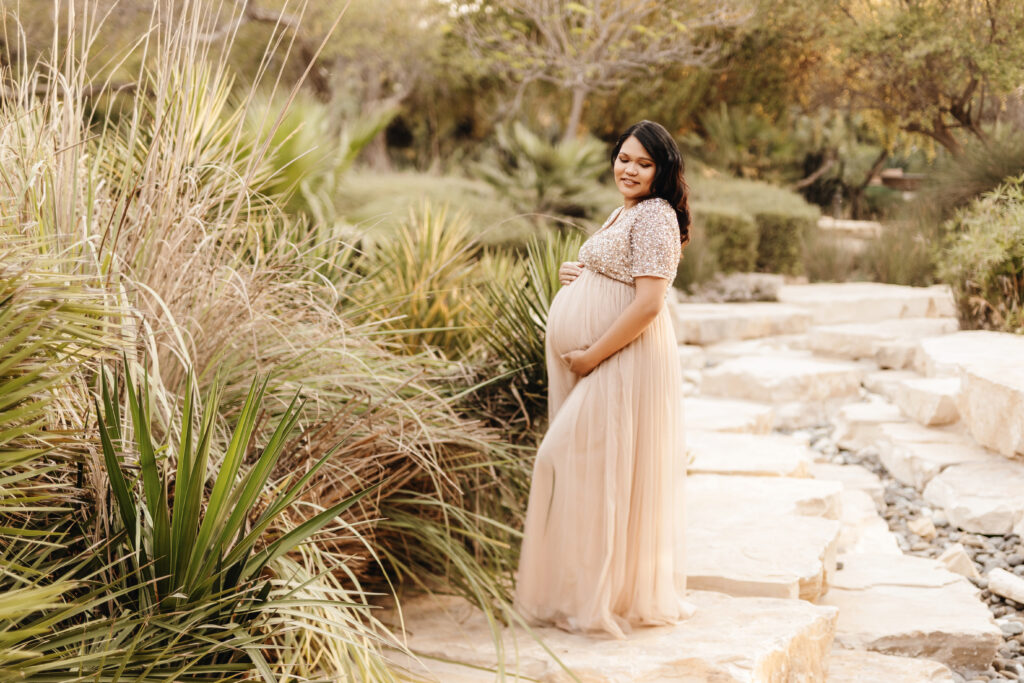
[611,120,691,246]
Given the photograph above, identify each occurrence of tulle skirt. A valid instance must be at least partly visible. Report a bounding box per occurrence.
[514,267,694,639]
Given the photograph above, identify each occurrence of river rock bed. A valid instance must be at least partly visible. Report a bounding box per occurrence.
[808,424,1024,682]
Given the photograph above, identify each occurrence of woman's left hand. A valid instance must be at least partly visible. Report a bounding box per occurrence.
[562,349,598,376]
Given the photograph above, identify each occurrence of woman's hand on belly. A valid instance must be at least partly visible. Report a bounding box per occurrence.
[561,348,598,376]
[558,261,584,287]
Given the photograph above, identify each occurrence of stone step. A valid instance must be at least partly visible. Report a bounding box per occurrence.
[687,474,842,600]
[807,317,958,364]
[818,553,1002,672]
[825,648,955,682]
[673,302,811,345]
[915,330,1024,377]
[701,355,865,429]
[687,430,813,478]
[385,651,495,682]
[915,332,1024,457]
[685,396,774,434]
[777,282,955,325]
[703,355,864,404]
[922,459,1024,536]
[862,369,921,403]
[831,398,905,452]
[876,422,998,491]
[834,489,902,556]
[388,591,838,683]
[894,376,961,427]
[677,343,706,371]
[808,462,885,507]
[701,335,810,364]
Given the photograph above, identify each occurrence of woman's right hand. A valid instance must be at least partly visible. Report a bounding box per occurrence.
[558,261,583,287]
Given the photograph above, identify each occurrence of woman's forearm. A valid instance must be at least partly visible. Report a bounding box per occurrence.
[583,296,662,367]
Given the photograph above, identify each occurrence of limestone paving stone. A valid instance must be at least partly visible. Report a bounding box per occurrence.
[834,489,901,556]
[687,474,841,600]
[818,553,1002,672]
[686,430,812,478]
[807,317,958,361]
[677,344,706,372]
[701,355,864,404]
[685,396,773,434]
[390,591,838,683]
[808,462,885,507]
[922,459,1024,536]
[830,399,905,451]
[672,302,811,345]
[862,369,921,403]
[876,422,995,491]
[894,376,961,427]
[825,647,955,682]
[959,364,1024,459]
[776,282,955,325]
[914,330,1024,377]
[701,336,811,364]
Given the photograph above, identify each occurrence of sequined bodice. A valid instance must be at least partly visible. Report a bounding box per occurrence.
[578,198,681,285]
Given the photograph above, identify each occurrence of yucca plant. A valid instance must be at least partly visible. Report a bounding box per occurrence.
[350,201,481,356]
[476,229,585,429]
[97,362,379,618]
[475,122,607,221]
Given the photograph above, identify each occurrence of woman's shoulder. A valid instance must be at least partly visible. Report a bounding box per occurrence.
[632,197,677,225]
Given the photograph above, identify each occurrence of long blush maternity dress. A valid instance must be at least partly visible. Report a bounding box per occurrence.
[515,196,695,639]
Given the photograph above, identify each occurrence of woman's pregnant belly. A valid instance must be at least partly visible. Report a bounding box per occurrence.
[545,268,634,357]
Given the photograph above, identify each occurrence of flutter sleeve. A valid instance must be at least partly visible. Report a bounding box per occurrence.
[629,199,681,281]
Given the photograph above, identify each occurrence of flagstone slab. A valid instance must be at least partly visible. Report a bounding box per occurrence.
[702,355,864,404]
[808,462,885,507]
[818,553,1001,672]
[825,648,955,682]
[808,318,957,361]
[388,591,838,683]
[894,376,961,427]
[677,344,706,372]
[685,396,774,434]
[673,302,811,345]
[687,475,842,600]
[959,364,1024,459]
[834,489,902,556]
[686,430,812,478]
[922,459,1024,536]
[876,422,996,491]
[776,282,955,325]
[862,369,921,403]
[914,330,1024,377]
[913,332,1024,457]
[830,399,905,451]
[701,336,811,364]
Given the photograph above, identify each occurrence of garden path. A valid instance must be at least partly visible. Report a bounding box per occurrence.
[384,282,1024,682]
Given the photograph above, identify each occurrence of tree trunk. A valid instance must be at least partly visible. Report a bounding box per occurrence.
[563,85,588,142]
[850,148,889,219]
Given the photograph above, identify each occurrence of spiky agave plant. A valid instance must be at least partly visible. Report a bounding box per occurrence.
[96,361,381,630]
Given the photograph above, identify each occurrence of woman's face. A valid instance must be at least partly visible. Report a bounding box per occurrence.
[614,135,656,206]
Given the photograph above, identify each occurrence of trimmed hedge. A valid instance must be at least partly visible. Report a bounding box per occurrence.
[691,203,759,273]
[689,174,820,275]
[939,176,1024,333]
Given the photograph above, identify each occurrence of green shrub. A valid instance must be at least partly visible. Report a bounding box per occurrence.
[939,176,1024,333]
[689,173,820,274]
[690,202,759,273]
[674,219,720,291]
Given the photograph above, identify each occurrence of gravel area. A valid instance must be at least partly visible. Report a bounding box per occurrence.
[809,423,1024,682]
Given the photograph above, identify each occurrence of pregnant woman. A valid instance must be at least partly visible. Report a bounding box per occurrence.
[515,120,694,639]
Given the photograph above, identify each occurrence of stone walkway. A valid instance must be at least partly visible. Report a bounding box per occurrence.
[384,282,1024,682]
